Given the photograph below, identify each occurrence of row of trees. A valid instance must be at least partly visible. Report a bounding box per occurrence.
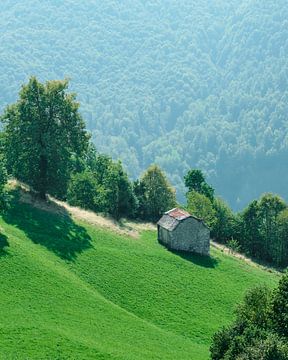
[1,77,287,267]
[0,77,176,222]
[210,273,288,360]
[211,193,288,268]
[183,170,288,268]
[67,152,176,221]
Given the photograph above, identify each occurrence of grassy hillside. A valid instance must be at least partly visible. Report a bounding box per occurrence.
[0,191,278,359]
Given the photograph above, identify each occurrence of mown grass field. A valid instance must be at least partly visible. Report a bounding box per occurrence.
[0,193,279,359]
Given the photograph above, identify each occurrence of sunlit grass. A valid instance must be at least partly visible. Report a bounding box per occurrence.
[0,198,278,359]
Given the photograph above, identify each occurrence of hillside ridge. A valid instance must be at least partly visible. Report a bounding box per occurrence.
[0,185,278,359]
[13,180,280,275]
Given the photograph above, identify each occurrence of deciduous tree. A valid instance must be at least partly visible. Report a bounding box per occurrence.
[1,77,89,199]
[139,165,176,222]
[211,197,236,244]
[184,169,214,201]
[186,190,216,228]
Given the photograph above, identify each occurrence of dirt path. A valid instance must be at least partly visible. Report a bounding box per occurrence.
[211,241,279,274]
[14,181,154,238]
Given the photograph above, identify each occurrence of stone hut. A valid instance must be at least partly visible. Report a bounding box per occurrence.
[157,208,210,255]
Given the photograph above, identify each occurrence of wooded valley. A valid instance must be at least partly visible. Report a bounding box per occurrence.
[1,0,288,208]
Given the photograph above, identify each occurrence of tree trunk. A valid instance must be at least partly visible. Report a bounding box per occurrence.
[39,154,48,200]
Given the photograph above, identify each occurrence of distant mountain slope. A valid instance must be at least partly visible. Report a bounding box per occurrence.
[0,0,288,208]
[0,189,278,359]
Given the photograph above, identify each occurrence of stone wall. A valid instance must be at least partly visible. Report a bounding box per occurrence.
[171,218,210,255]
[158,225,172,248]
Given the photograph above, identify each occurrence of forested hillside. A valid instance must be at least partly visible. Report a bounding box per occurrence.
[1,0,288,208]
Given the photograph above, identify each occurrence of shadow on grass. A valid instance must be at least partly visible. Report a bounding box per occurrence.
[3,190,92,261]
[171,249,218,268]
[0,233,9,256]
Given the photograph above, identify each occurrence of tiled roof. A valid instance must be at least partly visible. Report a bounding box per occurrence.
[157,208,210,231]
[157,214,180,231]
[165,208,191,221]
[157,208,191,231]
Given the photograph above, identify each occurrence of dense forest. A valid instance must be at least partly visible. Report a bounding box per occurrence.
[0,0,288,209]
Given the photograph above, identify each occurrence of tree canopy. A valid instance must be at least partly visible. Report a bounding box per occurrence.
[0,1,288,208]
[138,164,176,222]
[67,152,137,220]
[1,77,89,199]
[184,169,214,202]
[186,191,216,228]
[210,274,288,360]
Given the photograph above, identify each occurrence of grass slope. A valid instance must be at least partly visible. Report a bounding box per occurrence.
[0,194,278,359]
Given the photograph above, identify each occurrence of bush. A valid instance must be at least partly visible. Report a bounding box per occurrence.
[67,171,99,211]
[270,272,288,338]
[210,279,288,360]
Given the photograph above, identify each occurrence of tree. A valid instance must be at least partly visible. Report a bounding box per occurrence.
[1,77,89,199]
[67,152,137,220]
[184,169,214,201]
[241,200,262,257]
[133,179,146,219]
[67,170,99,211]
[236,194,288,267]
[139,165,176,222]
[210,275,288,360]
[236,334,288,360]
[186,190,216,228]
[275,209,288,267]
[236,286,271,329]
[258,194,286,262]
[211,197,236,244]
[270,272,288,338]
[87,153,137,219]
[102,161,137,220]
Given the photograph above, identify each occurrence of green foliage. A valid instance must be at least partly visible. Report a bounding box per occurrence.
[67,152,136,220]
[0,193,277,359]
[270,272,288,338]
[241,200,262,258]
[0,156,8,211]
[1,2,288,207]
[236,286,271,329]
[239,194,288,267]
[210,275,288,360]
[226,239,241,254]
[186,190,216,227]
[138,164,176,222]
[211,198,236,244]
[133,179,147,219]
[258,194,286,256]
[210,326,232,360]
[239,334,288,360]
[275,209,288,267]
[102,160,137,220]
[67,171,99,211]
[1,77,89,199]
[184,169,214,201]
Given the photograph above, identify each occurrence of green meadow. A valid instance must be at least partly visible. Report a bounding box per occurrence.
[0,193,278,359]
